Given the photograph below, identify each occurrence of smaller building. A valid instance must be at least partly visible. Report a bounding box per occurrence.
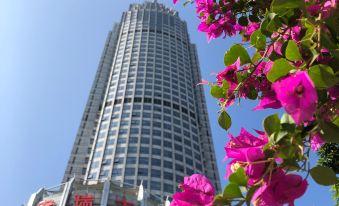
[26,178,168,206]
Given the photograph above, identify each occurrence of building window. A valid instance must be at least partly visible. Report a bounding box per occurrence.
[164,160,172,169]
[151,169,161,178]
[125,168,136,176]
[139,157,149,165]
[112,168,122,176]
[126,157,136,164]
[140,147,149,154]
[138,168,148,176]
[151,181,161,190]
[116,147,126,154]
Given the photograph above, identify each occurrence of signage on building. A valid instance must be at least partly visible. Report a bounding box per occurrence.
[74,194,94,206]
[37,199,56,206]
[115,195,134,206]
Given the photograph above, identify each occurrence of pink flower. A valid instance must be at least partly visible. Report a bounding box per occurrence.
[252,169,308,206]
[171,174,215,206]
[216,58,240,86]
[323,0,337,18]
[195,0,215,14]
[226,148,266,185]
[254,91,282,110]
[317,49,332,64]
[328,85,339,101]
[173,0,179,4]
[225,129,268,184]
[281,25,301,41]
[198,21,224,42]
[197,79,209,85]
[306,0,336,18]
[310,132,325,151]
[307,4,321,16]
[266,41,283,57]
[273,71,318,125]
[225,128,268,159]
[195,0,237,41]
[236,22,260,40]
[216,58,240,107]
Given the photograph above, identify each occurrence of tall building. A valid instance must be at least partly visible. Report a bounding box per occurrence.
[63,0,221,198]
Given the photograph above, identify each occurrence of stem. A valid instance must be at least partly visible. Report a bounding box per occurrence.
[238,158,275,165]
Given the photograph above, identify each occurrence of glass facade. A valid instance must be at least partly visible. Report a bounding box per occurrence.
[63,0,220,198]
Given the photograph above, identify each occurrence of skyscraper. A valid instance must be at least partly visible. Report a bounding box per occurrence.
[63,0,221,197]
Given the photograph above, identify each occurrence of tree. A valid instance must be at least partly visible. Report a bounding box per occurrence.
[171,0,339,205]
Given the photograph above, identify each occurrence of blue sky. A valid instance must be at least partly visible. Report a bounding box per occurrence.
[0,0,333,205]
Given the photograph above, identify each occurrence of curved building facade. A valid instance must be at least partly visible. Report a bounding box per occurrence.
[63,0,221,198]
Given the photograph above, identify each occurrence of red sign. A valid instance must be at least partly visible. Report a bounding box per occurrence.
[115,196,134,206]
[74,194,94,206]
[37,199,55,206]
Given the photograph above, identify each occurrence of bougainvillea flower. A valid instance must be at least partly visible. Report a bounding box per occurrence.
[306,0,336,18]
[216,58,240,86]
[307,4,321,16]
[317,49,332,64]
[195,0,215,14]
[310,132,325,151]
[273,71,318,125]
[226,147,266,185]
[252,169,308,206]
[215,58,240,107]
[225,128,268,159]
[198,21,224,42]
[328,85,339,101]
[197,79,209,85]
[323,0,337,18]
[171,174,215,206]
[245,22,260,36]
[254,91,282,110]
[173,0,179,4]
[225,129,268,184]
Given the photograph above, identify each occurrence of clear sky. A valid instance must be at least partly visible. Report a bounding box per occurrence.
[0,0,333,205]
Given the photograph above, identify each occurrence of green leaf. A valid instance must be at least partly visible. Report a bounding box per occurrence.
[251,52,262,63]
[247,86,258,100]
[310,166,338,186]
[210,86,224,99]
[222,80,230,91]
[250,30,266,51]
[219,111,232,131]
[333,117,339,127]
[301,19,316,47]
[267,58,295,82]
[266,13,282,32]
[223,183,243,199]
[268,50,282,61]
[319,121,339,143]
[260,18,272,37]
[273,130,288,143]
[278,144,298,159]
[238,16,249,26]
[285,40,302,61]
[229,167,248,186]
[281,158,300,170]
[263,114,280,136]
[308,64,339,89]
[281,113,295,124]
[320,32,337,49]
[213,194,230,205]
[281,123,295,133]
[224,44,251,66]
[271,0,305,12]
